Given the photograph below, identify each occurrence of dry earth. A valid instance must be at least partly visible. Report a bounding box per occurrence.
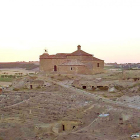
[0,70,140,140]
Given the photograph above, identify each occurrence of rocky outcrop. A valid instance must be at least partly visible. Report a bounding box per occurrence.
[129,86,140,93]
[52,123,63,133]
[108,87,117,93]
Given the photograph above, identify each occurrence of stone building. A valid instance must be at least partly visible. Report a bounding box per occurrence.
[12,76,47,89]
[40,45,104,74]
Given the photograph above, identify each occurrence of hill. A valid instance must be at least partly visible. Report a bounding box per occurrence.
[0,62,39,70]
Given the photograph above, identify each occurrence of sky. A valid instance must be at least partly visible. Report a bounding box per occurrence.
[0,0,140,63]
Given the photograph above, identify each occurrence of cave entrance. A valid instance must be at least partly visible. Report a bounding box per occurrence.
[30,85,33,89]
[104,86,109,90]
[82,86,86,89]
[97,86,103,88]
[134,78,137,81]
[92,86,96,90]
[62,125,65,131]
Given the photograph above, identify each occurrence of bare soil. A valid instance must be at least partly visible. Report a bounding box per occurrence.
[0,70,140,140]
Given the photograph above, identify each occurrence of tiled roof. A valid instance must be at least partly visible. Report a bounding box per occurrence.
[40,53,50,59]
[55,53,69,57]
[40,46,104,61]
[92,57,103,61]
[54,53,69,58]
[60,59,85,66]
[68,50,92,56]
[40,53,69,59]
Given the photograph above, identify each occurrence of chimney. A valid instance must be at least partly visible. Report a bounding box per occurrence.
[77,45,81,50]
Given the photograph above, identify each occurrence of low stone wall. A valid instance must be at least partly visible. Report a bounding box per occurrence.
[35,120,81,134]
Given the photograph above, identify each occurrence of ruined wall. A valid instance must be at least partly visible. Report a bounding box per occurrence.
[72,80,110,90]
[26,81,44,89]
[35,121,81,135]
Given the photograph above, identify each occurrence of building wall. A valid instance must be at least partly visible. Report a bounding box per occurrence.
[82,61,93,69]
[58,65,81,74]
[58,65,92,74]
[92,60,104,74]
[40,58,66,73]
[67,55,93,61]
[82,60,104,74]
[93,60,104,69]
[40,56,104,75]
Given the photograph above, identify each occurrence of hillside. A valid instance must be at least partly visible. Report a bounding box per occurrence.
[0,62,39,70]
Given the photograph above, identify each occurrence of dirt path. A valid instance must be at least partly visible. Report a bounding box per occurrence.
[49,79,140,111]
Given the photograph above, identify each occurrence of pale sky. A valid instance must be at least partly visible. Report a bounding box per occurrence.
[0,0,140,63]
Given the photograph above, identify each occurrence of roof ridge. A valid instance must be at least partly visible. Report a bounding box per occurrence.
[92,56,103,61]
[68,49,92,56]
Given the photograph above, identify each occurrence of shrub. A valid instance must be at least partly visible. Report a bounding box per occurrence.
[36,86,41,89]
[13,88,19,91]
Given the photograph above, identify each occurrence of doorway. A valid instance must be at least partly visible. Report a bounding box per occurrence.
[54,65,57,71]
[82,86,86,89]
[73,126,76,129]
